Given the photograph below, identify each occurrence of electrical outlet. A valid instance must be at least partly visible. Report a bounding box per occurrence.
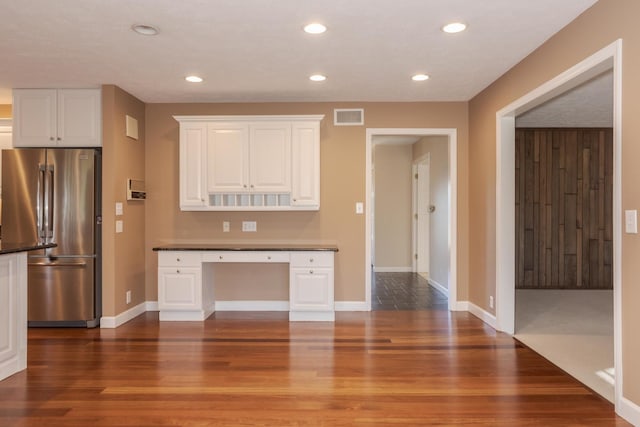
[115,220,123,233]
[223,221,230,232]
[355,202,364,214]
[126,290,131,305]
[242,221,257,232]
[489,296,494,309]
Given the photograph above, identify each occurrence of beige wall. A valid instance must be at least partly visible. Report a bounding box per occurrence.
[101,85,146,316]
[413,136,449,289]
[374,144,413,270]
[0,104,10,117]
[144,102,469,304]
[468,0,640,404]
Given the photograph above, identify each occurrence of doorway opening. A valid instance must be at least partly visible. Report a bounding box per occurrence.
[366,129,458,312]
[495,40,622,406]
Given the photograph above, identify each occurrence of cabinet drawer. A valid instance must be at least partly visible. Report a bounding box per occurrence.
[203,251,289,263]
[290,252,333,268]
[158,251,202,267]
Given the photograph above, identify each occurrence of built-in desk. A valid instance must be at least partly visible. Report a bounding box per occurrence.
[153,244,338,321]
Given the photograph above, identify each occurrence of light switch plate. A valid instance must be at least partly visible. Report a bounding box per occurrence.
[115,202,123,216]
[116,220,123,233]
[625,210,638,234]
[223,221,230,232]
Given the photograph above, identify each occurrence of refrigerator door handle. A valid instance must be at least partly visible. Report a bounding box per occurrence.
[46,165,55,240]
[28,260,87,267]
[38,164,46,240]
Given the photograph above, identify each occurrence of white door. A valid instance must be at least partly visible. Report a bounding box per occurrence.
[415,158,430,274]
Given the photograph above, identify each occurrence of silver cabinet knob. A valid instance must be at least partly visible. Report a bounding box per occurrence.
[176,258,180,262]
[310,258,314,263]
[49,137,55,141]
[310,270,314,274]
[57,137,61,141]
[267,256,271,260]
[176,269,180,273]
[219,255,223,260]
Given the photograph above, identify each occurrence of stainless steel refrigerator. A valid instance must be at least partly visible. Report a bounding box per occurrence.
[1,148,101,327]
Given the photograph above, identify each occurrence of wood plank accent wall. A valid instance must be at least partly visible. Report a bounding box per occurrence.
[515,128,613,289]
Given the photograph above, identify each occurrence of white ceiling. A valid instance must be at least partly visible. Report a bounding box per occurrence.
[0,0,598,105]
[516,70,613,127]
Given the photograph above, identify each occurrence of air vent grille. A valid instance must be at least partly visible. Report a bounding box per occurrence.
[334,108,364,126]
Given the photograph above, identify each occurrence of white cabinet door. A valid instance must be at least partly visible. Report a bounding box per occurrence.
[13,89,101,147]
[12,89,57,147]
[158,267,202,310]
[249,122,291,192]
[179,123,207,208]
[0,253,27,381]
[290,268,334,312]
[56,89,102,147]
[207,123,249,192]
[291,122,320,208]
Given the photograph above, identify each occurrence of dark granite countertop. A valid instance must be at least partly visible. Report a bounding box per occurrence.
[0,242,57,256]
[153,243,338,252]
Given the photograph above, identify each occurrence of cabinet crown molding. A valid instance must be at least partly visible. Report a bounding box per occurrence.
[174,115,325,123]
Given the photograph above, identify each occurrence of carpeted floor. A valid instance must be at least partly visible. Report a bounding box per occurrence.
[515,289,614,402]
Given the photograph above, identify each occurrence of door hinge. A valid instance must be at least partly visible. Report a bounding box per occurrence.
[414,173,418,179]
[414,213,418,220]
[415,254,418,259]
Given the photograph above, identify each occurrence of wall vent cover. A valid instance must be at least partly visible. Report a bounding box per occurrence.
[334,108,364,126]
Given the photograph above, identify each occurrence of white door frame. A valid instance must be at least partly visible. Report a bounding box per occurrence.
[412,154,430,274]
[495,40,623,410]
[366,128,457,311]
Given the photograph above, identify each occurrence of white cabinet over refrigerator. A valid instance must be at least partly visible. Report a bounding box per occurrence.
[12,89,102,147]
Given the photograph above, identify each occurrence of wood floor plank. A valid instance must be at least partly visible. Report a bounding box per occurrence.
[0,311,628,426]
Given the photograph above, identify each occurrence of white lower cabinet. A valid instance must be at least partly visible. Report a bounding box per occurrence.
[289,252,335,321]
[157,252,209,320]
[158,267,202,310]
[0,253,27,381]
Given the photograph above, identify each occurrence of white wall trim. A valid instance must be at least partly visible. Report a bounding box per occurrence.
[494,40,626,419]
[366,128,458,313]
[373,266,413,273]
[458,301,497,330]
[335,301,369,311]
[427,278,448,297]
[618,396,640,426]
[146,301,159,311]
[100,301,147,328]
[215,300,289,311]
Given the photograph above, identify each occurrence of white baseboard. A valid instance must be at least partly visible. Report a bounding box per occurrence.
[146,301,159,311]
[373,266,413,273]
[215,300,289,311]
[463,301,497,330]
[427,278,449,296]
[618,396,640,426]
[335,301,369,311]
[100,301,148,328]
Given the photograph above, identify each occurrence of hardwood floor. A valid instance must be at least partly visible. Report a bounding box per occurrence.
[0,311,629,426]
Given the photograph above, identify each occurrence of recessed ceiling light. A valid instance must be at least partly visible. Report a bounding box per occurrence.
[412,74,430,81]
[304,23,327,34]
[442,22,467,34]
[309,74,327,82]
[185,75,203,83]
[131,24,159,36]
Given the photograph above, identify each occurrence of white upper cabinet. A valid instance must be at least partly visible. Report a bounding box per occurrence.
[179,122,207,208]
[249,122,291,193]
[207,123,249,192]
[175,115,323,211]
[12,89,101,147]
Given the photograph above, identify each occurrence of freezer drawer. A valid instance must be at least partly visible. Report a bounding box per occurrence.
[27,257,95,322]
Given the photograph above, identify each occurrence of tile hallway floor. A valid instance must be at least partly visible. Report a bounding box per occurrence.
[372,272,448,310]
